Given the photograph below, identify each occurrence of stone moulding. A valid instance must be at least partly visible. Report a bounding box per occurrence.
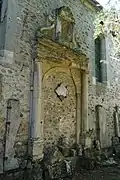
[37,38,89,73]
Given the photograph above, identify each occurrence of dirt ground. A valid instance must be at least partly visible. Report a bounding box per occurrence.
[73,166,120,180]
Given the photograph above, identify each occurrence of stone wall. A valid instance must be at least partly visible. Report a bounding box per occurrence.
[0,0,120,173]
[43,71,76,149]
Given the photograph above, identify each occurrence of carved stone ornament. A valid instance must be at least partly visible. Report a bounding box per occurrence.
[37,6,77,49]
[55,83,68,101]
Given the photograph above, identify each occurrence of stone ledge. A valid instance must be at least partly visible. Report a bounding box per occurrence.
[37,38,89,72]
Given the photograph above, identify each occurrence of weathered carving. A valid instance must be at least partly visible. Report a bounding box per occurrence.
[55,6,75,47]
[38,6,77,49]
[40,15,55,32]
[39,13,56,39]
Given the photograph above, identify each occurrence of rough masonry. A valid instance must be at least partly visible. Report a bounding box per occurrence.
[0,0,120,178]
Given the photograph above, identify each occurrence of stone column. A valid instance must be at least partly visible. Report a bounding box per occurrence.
[81,71,89,147]
[71,68,81,146]
[114,106,120,137]
[32,60,44,161]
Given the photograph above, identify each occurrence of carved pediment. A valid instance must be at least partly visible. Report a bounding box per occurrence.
[37,6,77,49]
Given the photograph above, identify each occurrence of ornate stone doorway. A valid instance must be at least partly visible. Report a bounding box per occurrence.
[31,6,89,160]
[32,38,88,159]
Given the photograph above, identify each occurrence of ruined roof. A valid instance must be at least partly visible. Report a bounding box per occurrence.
[88,0,103,10]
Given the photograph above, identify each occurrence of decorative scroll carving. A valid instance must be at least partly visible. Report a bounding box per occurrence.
[40,14,56,39]
[40,15,55,32]
[37,6,77,49]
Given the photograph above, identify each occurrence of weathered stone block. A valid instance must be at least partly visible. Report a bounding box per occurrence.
[112,136,120,146]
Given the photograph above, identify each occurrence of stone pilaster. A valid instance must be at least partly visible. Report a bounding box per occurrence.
[81,71,89,147]
[32,60,44,161]
[76,92,81,144]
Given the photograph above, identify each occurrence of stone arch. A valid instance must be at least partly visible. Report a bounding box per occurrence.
[42,66,77,94]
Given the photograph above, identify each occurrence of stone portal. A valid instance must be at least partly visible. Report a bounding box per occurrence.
[32,6,89,159]
[31,38,88,159]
